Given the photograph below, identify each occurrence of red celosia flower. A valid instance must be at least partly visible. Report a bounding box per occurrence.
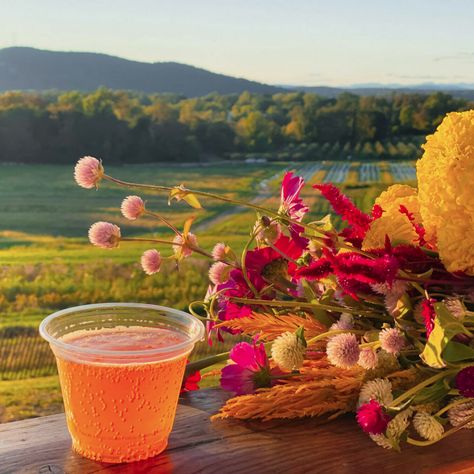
[220,341,275,395]
[279,172,309,246]
[372,204,384,219]
[421,298,436,338]
[333,252,399,287]
[180,361,201,393]
[455,366,474,398]
[356,399,391,434]
[313,183,372,243]
[399,204,427,247]
[296,258,332,280]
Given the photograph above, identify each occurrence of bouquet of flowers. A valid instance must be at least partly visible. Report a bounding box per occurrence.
[74,111,474,451]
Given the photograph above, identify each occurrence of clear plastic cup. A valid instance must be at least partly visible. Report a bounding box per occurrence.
[39,303,204,463]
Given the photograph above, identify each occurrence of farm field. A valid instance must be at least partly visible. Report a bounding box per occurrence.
[0,159,416,422]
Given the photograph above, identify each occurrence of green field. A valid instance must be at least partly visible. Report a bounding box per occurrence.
[0,160,416,421]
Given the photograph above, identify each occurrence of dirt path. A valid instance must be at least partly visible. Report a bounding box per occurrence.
[195,163,320,232]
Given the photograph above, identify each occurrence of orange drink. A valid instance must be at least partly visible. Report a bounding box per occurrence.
[40,303,204,463]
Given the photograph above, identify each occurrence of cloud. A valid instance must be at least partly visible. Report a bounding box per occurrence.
[434,52,474,62]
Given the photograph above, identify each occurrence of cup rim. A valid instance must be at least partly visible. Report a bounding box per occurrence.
[39,302,205,357]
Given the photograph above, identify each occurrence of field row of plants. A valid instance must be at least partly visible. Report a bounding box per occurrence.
[228,138,424,162]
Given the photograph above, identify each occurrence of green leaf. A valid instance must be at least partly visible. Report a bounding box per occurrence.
[412,378,451,404]
[169,185,203,209]
[443,341,474,362]
[295,326,307,348]
[420,303,470,368]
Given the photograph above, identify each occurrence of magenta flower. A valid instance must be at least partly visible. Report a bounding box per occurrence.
[455,366,474,398]
[121,195,145,220]
[141,249,162,275]
[245,235,303,291]
[221,341,272,395]
[173,232,198,258]
[74,156,104,189]
[88,222,121,248]
[356,399,391,434]
[279,172,309,246]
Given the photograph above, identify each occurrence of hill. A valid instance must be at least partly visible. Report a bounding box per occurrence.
[0,47,284,97]
[289,85,474,101]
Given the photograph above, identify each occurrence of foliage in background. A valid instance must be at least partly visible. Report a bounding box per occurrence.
[0,89,470,163]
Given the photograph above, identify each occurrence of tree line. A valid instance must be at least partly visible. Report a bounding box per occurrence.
[0,89,470,164]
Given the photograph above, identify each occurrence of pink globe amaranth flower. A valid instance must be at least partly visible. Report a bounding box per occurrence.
[254,218,282,245]
[357,399,391,434]
[455,366,474,398]
[74,156,104,189]
[88,222,121,249]
[173,233,198,258]
[326,333,360,369]
[141,249,162,275]
[121,195,145,220]
[220,341,272,395]
[212,242,227,261]
[379,327,405,355]
[208,261,230,285]
[358,348,378,370]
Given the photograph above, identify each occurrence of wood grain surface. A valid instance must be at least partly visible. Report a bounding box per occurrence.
[0,389,473,474]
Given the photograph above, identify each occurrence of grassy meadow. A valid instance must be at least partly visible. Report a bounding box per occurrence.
[0,159,416,422]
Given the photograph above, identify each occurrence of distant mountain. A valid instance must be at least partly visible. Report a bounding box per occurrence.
[286,84,474,100]
[0,47,284,97]
[1,47,473,100]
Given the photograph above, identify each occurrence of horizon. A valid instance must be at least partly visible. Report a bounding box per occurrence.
[3,45,474,91]
[1,0,473,87]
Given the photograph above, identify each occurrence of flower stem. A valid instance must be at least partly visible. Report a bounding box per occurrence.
[390,370,457,408]
[229,296,379,316]
[306,329,367,345]
[104,174,325,236]
[406,413,474,446]
[184,351,230,376]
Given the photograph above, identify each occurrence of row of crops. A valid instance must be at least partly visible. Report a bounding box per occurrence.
[305,161,416,184]
[230,138,424,162]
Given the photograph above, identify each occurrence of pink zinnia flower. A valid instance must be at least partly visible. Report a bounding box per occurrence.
[455,366,474,398]
[326,333,360,369]
[357,399,391,434]
[74,156,104,189]
[379,327,405,355]
[212,242,227,261]
[220,341,272,395]
[88,222,121,248]
[245,235,303,291]
[121,195,145,220]
[209,261,231,285]
[141,249,162,275]
[173,232,198,258]
[279,172,309,246]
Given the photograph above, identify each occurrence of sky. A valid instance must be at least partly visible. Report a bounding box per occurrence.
[1,0,473,87]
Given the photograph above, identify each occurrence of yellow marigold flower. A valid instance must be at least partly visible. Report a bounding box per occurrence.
[417,110,474,274]
[362,185,421,249]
